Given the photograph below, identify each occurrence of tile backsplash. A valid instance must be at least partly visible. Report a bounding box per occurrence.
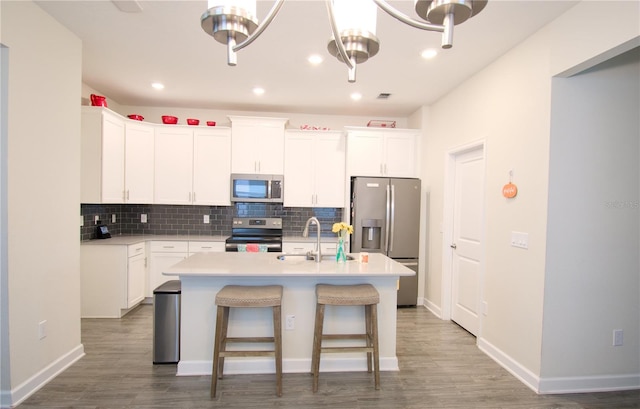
[80,203,343,241]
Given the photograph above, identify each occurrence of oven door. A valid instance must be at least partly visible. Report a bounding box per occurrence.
[225,238,282,252]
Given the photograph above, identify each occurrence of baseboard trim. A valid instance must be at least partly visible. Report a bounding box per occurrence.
[477,337,540,393]
[538,373,640,394]
[478,337,640,394]
[423,299,442,318]
[7,344,85,408]
[177,356,399,377]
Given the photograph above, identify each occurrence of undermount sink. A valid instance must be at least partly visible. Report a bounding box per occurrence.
[276,254,355,262]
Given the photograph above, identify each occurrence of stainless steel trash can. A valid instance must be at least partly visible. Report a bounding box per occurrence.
[153,280,181,364]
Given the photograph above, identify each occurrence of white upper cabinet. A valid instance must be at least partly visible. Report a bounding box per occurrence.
[346,128,419,178]
[193,128,231,205]
[284,130,345,207]
[154,126,231,205]
[124,122,154,204]
[81,107,154,204]
[229,116,288,174]
[82,108,125,203]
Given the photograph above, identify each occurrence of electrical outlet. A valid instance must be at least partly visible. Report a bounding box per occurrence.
[203,215,210,224]
[80,215,84,227]
[38,320,47,340]
[141,214,147,223]
[613,329,623,346]
[94,215,99,225]
[285,315,295,330]
[111,214,116,223]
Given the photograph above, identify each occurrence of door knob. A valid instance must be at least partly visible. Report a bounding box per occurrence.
[450,243,457,249]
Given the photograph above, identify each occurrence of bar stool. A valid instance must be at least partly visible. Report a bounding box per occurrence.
[311,283,380,392]
[211,285,283,399]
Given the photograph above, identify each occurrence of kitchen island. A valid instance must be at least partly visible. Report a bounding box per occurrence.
[164,251,414,377]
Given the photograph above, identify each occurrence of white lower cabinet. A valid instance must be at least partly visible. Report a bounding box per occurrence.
[148,240,226,297]
[282,241,340,255]
[127,244,146,307]
[188,241,225,255]
[80,241,147,318]
[148,241,189,297]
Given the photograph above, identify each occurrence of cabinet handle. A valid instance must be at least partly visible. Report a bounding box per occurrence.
[384,163,388,175]
[144,257,147,267]
[193,192,196,203]
[201,246,212,249]
[380,164,383,175]
[126,190,130,200]
[122,190,126,201]
[162,246,175,249]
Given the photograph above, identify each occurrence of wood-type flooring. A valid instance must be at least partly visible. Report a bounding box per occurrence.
[19,305,639,408]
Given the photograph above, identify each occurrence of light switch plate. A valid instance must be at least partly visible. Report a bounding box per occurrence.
[511,231,529,249]
[203,215,210,224]
[141,214,148,223]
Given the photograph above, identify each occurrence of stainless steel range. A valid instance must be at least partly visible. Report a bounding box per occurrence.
[225,217,283,252]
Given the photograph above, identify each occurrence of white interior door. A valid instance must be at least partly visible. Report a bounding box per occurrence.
[450,147,484,336]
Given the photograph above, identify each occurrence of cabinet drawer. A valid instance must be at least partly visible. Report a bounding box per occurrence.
[150,241,188,253]
[189,241,224,253]
[282,242,314,254]
[127,242,146,257]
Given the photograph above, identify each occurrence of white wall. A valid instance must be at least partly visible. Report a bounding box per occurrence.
[0,1,84,406]
[80,96,409,131]
[421,0,639,393]
[541,48,639,392]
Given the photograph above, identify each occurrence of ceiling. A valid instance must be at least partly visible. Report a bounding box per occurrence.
[35,0,578,117]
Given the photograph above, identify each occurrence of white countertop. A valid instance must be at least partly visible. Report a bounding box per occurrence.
[164,252,414,278]
[81,235,338,246]
[81,235,227,246]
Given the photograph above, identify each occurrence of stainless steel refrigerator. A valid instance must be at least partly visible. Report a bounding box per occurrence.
[350,177,420,306]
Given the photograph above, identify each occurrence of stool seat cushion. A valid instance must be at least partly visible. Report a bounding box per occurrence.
[216,285,283,307]
[316,284,379,306]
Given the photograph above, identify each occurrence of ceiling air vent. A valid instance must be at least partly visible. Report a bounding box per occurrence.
[377,93,391,100]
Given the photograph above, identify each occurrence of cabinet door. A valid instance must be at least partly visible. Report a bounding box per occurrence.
[149,252,187,297]
[314,133,346,207]
[231,123,259,173]
[127,252,146,308]
[284,133,314,206]
[231,118,286,174]
[384,133,417,177]
[346,132,384,177]
[125,122,155,203]
[154,127,193,204]
[193,129,231,205]
[254,125,285,174]
[101,112,126,203]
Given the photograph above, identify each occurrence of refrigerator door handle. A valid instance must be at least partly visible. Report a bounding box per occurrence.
[389,184,395,252]
[385,184,391,253]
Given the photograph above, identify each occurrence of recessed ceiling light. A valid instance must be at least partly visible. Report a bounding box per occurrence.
[350,92,362,101]
[308,54,323,65]
[253,87,265,96]
[151,82,165,90]
[421,48,438,59]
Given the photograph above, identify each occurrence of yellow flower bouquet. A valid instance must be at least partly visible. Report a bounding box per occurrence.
[332,222,353,262]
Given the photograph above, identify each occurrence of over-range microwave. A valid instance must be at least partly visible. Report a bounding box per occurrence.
[230,173,284,203]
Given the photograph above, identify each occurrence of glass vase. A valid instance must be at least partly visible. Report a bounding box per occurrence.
[336,237,347,263]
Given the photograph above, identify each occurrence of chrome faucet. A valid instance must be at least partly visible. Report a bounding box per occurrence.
[302,216,322,263]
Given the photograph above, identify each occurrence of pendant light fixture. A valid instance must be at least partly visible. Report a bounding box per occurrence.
[201,0,487,82]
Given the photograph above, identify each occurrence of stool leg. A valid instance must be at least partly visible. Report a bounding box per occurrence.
[210,305,226,399]
[371,304,380,390]
[218,306,230,379]
[272,305,283,397]
[365,304,372,373]
[311,303,325,393]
